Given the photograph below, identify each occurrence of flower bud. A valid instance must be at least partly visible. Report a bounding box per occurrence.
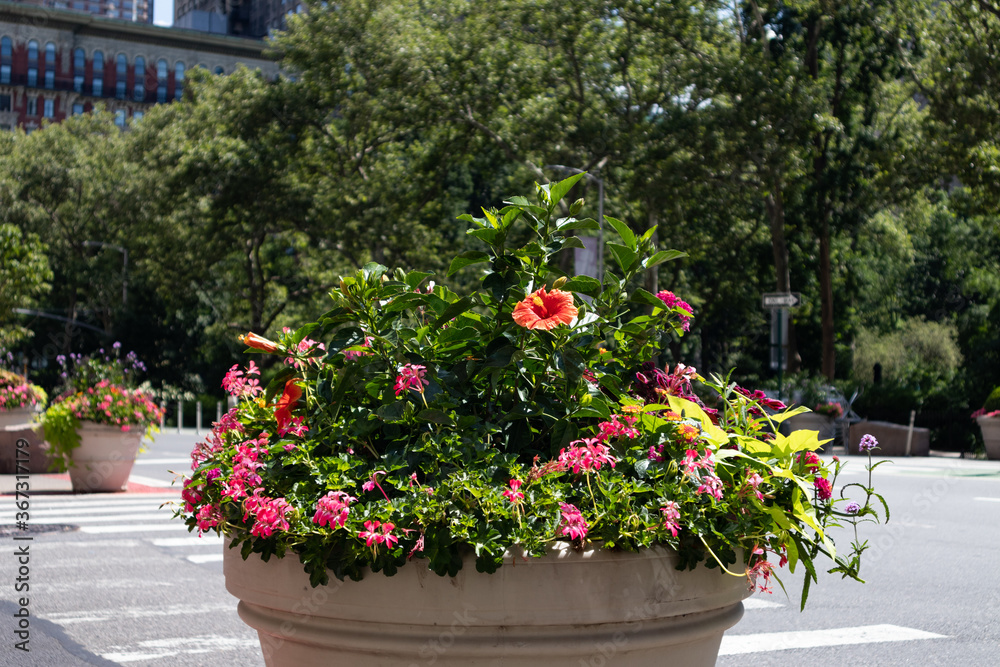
[240,332,279,353]
[569,198,584,216]
[552,276,568,289]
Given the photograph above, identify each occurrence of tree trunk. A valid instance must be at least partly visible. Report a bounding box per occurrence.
[819,212,835,380]
[765,186,800,371]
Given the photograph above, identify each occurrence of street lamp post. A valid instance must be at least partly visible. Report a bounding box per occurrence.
[542,164,604,284]
[83,241,128,306]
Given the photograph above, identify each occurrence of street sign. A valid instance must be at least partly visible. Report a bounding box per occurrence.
[762,292,802,309]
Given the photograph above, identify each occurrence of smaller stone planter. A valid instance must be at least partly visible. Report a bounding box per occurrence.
[977,416,1000,460]
[66,421,143,492]
[0,424,59,474]
[0,407,36,429]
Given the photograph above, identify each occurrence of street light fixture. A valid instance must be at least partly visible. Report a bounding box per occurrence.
[542,163,605,284]
[83,241,128,306]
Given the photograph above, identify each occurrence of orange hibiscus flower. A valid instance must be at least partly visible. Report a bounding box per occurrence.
[274,379,303,431]
[512,288,578,330]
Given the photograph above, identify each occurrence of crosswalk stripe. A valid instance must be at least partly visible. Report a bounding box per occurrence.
[187,553,224,563]
[132,458,191,465]
[27,505,177,517]
[719,623,946,655]
[81,523,189,533]
[47,603,233,624]
[101,635,259,663]
[743,597,784,610]
[34,512,173,524]
[973,496,1000,503]
[151,535,223,547]
[1,496,179,510]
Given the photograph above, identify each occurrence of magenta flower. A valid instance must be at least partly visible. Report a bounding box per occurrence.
[557,503,589,541]
[250,497,292,538]
[660,501,681,537]
[359,520,385,547]
[394,363,429,396]
[656,290,694,331]
[502,479,525,504]
[596,414,640,441]
[814,477,833,501]
[557,438,618,474]
[313,491,357,529]
[745,472,764,500]
[195,504,223,533]
[696,475,724,501]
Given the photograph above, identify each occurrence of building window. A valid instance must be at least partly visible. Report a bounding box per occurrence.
[133,56,145,101]
[0,94,10,112]
[73,48,85,93]
[132,110,143,122]
[214,66,224,75]
[0,65,9,85]
[174,61,184,100]
[116,54,127,99]
[27,98,37,116]
[0,36,10,60]
[93,50,104,97]
[114,109,125,127]
[43,98,53,118]
[44,69,54,89]
[156,59,167,103]
[28,40,37,65]
[27,68,37,87]
[72,102,84,115]
[45,42,55,67]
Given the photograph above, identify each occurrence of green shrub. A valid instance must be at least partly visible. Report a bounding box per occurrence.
[984,386,1000,413]
[852,318,962,389]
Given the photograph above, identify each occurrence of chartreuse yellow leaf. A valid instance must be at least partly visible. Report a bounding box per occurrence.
[769,405,810,424]
[769,429,824,459]
[666,395,729,446]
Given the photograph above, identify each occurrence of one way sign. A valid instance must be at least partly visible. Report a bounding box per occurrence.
[762,292,802,309]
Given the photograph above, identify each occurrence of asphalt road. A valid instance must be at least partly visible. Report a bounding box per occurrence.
[1,432,998,666]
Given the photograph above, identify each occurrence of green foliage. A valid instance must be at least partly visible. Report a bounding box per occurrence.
[179,183,885,608]
[0,223,51,347]
[852,319,963,388]
[983,387,1000,413]
[39,399,80,468]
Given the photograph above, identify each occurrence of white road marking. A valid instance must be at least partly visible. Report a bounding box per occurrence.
[81,523,189,534]
[974,496,1000,502]
[132,457,191,465]
[719,623,946,655]
[187,553,224,563]
[1,494,179,509]
[34,539,143,548]
[151,535,223,547]
[743,597,784,609]
[26,505,176,517]
[102,635,259,663]
[47,603,233,625]
[34,512,173,524]
[126,474,179,488]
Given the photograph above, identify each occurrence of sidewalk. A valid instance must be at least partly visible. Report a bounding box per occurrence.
[0,472,180,495]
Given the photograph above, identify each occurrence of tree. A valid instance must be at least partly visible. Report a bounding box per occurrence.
[0,223,51,348]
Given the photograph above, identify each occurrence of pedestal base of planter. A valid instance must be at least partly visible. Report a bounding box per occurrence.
[977,416,1000,460]
[0,407,37,429]
[67,421,142,492]
[0,424,59,474]
[849,420,929,456]
[225,541,751,667]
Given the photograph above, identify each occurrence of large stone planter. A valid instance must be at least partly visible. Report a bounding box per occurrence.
[978,416,1000,460]
[67,421,143,492]
[848,420,929,456]
[225,541,752,667]
[0,407,36,429]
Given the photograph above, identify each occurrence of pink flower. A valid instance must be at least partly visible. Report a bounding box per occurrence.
[557,438,618,474]
[359,520,385,547]
[313,491,356,529]
[814,477,833,501]
[343,336,373,361]
[195,504,223,533]
[250,497,292,538]
[745,472,765,501]
[655,290,694,331]
[381,522,399,548]
[502,479,525,504]
[696,475,724,501]
[558,503,589,541]
[799,451,821,472]
[408,534,425,560]
[596,415,640,441]
[660,501,681,537]
[394,364,429,396]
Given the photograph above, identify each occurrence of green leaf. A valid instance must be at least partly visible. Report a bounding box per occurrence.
[404,271,433,291]
[468,228,500,245]
[361,262,388,281]
[432,296,477,329]
[562,275,602,298]
[416,409,453,425]
[629,288,666,310]
[604,216,636,250]
[376,401,406,422]
[607,243,638,272]
[549,172,587,206]
[644,249,687,269]
[556,217,601,232]
[560,236,586,250]
[384,292,433,313]
[448,251,491,277]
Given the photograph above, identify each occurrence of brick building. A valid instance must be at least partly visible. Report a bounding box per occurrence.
[0,1,278,132]
[175,0,302,38]
[11,0,154,24]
